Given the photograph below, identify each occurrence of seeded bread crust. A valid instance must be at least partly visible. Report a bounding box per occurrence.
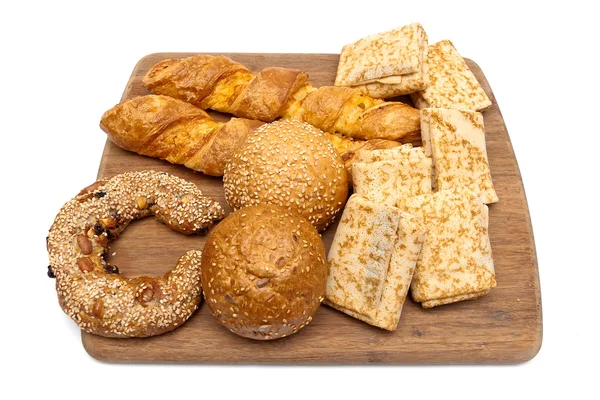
[223,119,349,232]
[46,170,225,338]
[201,204,328,340]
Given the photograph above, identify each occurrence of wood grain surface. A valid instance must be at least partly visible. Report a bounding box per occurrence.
[82,52,542,364]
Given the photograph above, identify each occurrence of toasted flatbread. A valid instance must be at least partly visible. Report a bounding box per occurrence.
[325,195,400,319]
[410,40,491,111]
[325,211,426,330]
[354,143,414,163]
[374,212,426,329]
[352,146,432,206]
[335,23,428,97]
[420,108,498,203]
[401,188,496,308]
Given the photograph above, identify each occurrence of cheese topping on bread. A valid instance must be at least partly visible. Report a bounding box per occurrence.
[411,40,491,111]
[325,195,400,319]
[421,108,498,203]
[335,23,428,98]
[352,146,432,206]
[401,188,496,308]
[326,211,426,330]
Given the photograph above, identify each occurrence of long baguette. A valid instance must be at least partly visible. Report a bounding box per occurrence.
[142,55,420,142]
[99,95,401,177]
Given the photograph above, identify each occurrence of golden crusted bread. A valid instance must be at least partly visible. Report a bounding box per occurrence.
[410,40,492,111]
[421,108,498,203]
[400,187,496,308]
[46,171,225,337]
[201,204,328,340]
[325,210,426,330]
[281,85,421,141]
[335,23,429,98]
[224,120,349,232]
[100,95,403,179]
[352,146,432,207]
[143,54,421,142]
[143,55,307,123]
[100,95,264,176]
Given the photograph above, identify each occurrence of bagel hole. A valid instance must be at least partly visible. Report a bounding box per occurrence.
[104,218,209,278]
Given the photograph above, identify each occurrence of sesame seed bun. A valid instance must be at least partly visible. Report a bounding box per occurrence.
[223,119,349,232]
[200,204,328,340]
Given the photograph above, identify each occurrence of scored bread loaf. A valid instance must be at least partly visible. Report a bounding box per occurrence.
[100,95,402,178]
[200,204,328,340]
[142,54,421,142]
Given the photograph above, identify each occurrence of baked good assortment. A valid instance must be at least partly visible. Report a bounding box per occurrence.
[46,171,224,337]
[48,22,501,341]
[143,54,421,142]
[223,119,348,232]
[201,204,328,340]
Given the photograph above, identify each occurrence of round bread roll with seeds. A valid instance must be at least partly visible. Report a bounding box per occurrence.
[223,119,349,232]
[201,204,328,340]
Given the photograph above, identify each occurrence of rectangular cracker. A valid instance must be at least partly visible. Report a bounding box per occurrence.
[420,108,498,203]
[354,143,414,163]
[325,194,400,319]
[410,40,492,111]
[352,146,432,206]
[334,23,428,97]
[401,188,496,308]
[325,212,426,331]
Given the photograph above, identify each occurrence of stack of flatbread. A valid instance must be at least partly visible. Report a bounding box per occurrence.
[401,187,496,308]
[421,108,498,203]
[325,194,426,331]
[334,23,428,98]
[326,22,499,329]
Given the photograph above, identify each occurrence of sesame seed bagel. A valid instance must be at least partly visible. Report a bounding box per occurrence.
[201,204,328,340]
[223,119,349,232]
[46,170,225,338]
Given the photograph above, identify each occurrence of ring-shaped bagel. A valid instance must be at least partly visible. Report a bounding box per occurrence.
[46,170,225,337]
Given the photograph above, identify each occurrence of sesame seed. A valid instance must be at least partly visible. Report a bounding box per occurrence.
[46,170,223,337]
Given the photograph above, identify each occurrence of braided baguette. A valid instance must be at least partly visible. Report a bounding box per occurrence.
[100,95,401,178]
[142,55,420,142]
[100,95,263,176]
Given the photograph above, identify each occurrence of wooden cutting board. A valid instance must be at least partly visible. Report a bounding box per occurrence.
[82,53,542,364]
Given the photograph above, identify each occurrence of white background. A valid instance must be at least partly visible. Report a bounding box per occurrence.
[1,1,598,398]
